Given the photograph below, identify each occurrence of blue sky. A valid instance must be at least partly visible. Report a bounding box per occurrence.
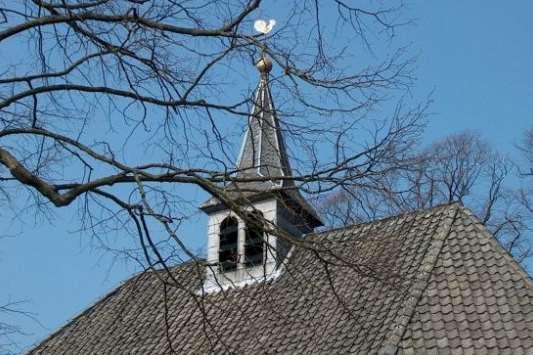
[1,1,532,352]
[410,1,532,146]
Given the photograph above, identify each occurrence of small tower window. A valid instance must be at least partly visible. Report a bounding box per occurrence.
[219,216,239,272]
[245,211,265,266]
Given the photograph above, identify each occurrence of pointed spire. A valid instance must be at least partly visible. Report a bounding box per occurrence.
[201,55,323,229]
[235,55,291,186]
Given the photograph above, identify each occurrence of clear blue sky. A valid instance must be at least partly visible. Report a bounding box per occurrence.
[1,1,532,352]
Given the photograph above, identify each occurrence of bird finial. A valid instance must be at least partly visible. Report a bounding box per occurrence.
[253,19,276,74]
[253,19,276,34]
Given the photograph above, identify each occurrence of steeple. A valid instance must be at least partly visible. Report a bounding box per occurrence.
[201,55,322,228]
[236,56,290,182]
[200,55,322,291]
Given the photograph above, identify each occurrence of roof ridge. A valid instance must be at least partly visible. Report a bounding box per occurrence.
[378,204,461,355]
[312,202,461,238]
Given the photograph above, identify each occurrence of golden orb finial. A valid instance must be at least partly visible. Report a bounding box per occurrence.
[255,55,272,74]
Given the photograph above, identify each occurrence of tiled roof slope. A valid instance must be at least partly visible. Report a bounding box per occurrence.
[397,206,533,354]
[30,204,533,354]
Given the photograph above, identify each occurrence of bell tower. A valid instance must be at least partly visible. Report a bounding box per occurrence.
[200,55,323,291]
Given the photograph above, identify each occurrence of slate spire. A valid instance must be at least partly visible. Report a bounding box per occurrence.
[235,55,291,186]
[201,55,322,229]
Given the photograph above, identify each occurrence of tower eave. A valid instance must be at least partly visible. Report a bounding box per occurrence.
[199,187,323,229]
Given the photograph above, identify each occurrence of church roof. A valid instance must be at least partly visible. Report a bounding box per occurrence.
[30,203,533,354]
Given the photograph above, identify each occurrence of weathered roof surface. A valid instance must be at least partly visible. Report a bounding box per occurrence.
[30,204,533,354]
[397,207,533,354]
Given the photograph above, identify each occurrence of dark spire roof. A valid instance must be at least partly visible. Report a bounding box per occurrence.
[235,61,291,185]
[201,57,322,228]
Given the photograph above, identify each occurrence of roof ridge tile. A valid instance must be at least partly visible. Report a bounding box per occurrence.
[378,205,461,354]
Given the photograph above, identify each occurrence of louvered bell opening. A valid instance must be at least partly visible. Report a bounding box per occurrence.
[244,212,265,267]
[219,217,239,272]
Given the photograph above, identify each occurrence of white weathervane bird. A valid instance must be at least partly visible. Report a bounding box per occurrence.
[253,19,276,34]
[253,19,276,74]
